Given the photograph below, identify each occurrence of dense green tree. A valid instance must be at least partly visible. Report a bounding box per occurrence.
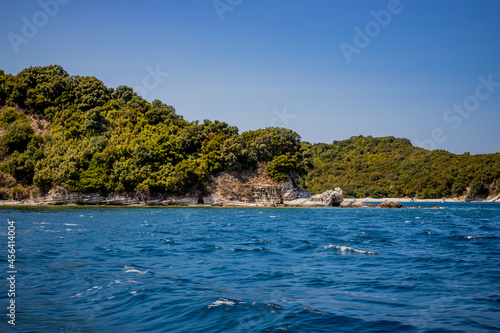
[112,86,135,105]
[83,107,109,136]
[11,65,72,114]
[266,155,297,181]
[145,100,176,124]
[0,70,7,105]
[0,107,24,126]
[242,127,301,162]
[1,119,34,155]
[220,135,256,171]
[73,76,112,112]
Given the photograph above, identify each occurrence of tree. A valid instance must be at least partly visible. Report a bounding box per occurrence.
[220,135,256,171]
[1,119,34,154]
[265,155,297,181]
[0,70,7,105]
[469,179,488,197]
[83,107,109,136]
[73,76,111,112]
[0,107,23,126]
[112,85,135,105]
[127,95,149,111]
[242,127,301,163]
[11,65,72,114]
[145,100,176,125]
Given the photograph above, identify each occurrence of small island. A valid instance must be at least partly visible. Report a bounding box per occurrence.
[1,66,499,207]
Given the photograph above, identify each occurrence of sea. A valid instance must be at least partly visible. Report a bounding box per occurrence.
[0,203,499,332]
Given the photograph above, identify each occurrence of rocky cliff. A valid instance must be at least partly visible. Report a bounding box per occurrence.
[0,170,343,207]
[203,169,343,207]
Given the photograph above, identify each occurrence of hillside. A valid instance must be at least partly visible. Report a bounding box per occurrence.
[0,65,499,201]
[301,136,500,199]
[0,65,310,200]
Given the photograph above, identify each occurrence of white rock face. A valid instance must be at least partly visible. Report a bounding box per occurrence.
[280,178,312,201]
[486,193,500,202]
[284,187,343,207]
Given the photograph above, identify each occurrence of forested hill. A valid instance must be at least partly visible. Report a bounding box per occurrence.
[0,65,310,200]
[301,136,500,199]
[0,65,499,201]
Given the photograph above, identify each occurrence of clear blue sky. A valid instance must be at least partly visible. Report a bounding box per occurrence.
[1,0,499,154]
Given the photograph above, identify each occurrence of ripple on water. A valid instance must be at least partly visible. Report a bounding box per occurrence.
[4,204,499,332]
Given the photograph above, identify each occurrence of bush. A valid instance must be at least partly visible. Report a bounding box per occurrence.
[265,155,296,181]
[1,120,34,154]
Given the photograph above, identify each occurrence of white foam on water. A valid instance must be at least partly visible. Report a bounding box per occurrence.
[465,235,486,239]
[208,298,236,308]
[124,265,148,274]
[65,223,78,226]
[325,244,380,255]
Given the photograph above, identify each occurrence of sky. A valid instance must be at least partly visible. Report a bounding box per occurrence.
[1,0,499,154]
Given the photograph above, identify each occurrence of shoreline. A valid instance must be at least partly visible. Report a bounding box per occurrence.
[342,197,498,203]
[0,199,497,208]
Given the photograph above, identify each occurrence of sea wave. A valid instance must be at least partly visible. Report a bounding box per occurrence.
[325,244,380,255]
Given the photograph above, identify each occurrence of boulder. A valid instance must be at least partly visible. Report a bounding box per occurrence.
[340,201,403,208]
[308,188,344,206]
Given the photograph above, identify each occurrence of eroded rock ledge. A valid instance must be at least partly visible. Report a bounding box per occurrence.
[0,170,344,207]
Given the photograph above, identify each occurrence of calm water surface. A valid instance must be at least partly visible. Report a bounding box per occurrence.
[0,203,499,332]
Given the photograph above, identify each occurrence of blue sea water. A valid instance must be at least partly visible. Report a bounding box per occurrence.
[0,203,499,332]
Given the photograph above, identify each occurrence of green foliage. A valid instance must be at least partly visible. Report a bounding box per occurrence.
[145,100,176,125]
[221,135,256,171]
[83,107,109,136]
[304,135,500,198]
[1,118,34,155]
[266,155,297,181]
[11,65,72,114]
[242,127,301,162]
[73,76,111,112]
[469,179,488,197]
[0,107,24,126]
[0,70,6,106]
[1,66,499,199]
[112,86,135,105]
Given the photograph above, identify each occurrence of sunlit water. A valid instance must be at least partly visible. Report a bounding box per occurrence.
[0,203,499,332]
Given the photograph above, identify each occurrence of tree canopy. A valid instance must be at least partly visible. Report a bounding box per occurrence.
[302,135,500,199]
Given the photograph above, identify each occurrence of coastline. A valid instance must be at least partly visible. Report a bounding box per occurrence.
[343,196,500,203]
[1,198,497,207]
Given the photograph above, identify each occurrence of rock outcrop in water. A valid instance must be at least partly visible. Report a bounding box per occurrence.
[340,201,403,208]
[1,170,343,207]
